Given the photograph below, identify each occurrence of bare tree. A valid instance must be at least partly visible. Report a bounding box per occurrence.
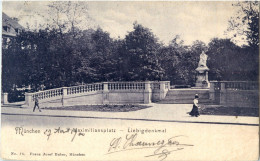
[46,1,92,35]
[227,1,259,49]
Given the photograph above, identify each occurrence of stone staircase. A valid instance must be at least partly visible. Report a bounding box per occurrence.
[158,89,213,104]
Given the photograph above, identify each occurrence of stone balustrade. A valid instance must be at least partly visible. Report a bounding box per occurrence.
[108,82,145,90]
[23,81,170,108]
[67,83,103,95]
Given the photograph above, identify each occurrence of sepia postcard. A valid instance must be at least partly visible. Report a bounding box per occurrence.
[1,1,259,161]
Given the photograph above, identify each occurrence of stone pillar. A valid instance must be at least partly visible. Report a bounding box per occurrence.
[159,81,166,100]
[62,87,68,106]
[209,82,215,101]
[220,82,226,105]
[103,82,109,104]
[144,81,152,104]
[3,93,8,104]
[25,93,33,107]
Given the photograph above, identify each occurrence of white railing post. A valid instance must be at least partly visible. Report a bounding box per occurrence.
[62,87,68,106]
[209,82,215,101]
[103,82,109,104]
[3,93,8,104]
[220,82,226,105]
[159,81,166,100]
[144,81,152,104]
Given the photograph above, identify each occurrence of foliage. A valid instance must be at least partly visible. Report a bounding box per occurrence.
[120,23,164,81]
[2,22,259,94]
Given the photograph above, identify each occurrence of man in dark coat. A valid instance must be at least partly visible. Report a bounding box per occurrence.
[33,96,41,112]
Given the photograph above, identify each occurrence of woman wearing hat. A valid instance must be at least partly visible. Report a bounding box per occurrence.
[189,94,200,117]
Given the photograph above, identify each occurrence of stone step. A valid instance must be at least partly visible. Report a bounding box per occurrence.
[163,97,209,100]
[159,88,212,104]
[166,91,209,95]
[166,94,209,98]
[164,93,209,100]
[159,99,213,104]
[167,90,209,95]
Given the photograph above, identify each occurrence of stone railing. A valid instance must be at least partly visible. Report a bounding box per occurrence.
[66,83,103,95]
[225,81,258,90]
[108,82,145,90]
[31,88,63,102]
[23,81,170,107]
[209,81,258,107]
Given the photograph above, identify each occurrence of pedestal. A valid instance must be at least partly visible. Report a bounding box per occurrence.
[195,66,209,88]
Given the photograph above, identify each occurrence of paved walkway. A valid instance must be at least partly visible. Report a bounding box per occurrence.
[1,102,258,126]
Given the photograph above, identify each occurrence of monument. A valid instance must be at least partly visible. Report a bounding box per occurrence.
[195,51,209,88]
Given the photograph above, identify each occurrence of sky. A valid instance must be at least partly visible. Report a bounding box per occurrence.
[2,1,242,45]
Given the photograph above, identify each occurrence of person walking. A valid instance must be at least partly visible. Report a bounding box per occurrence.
[33,96,41,112]
[189,94,200,117]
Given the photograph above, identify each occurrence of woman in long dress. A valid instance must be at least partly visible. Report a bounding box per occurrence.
[189,94,200,117]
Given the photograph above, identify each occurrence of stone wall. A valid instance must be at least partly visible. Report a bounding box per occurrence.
[210,81,258,108]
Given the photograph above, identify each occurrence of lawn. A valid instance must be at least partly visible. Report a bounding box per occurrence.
[42,104,152,112]
[200,106,259,117]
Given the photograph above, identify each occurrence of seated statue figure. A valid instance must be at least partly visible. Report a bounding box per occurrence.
[198,51,208,67]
